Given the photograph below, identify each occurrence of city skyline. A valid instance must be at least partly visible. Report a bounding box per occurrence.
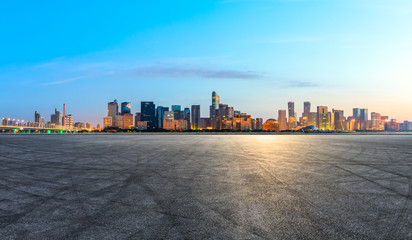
[1,1,412,124]
[2,91,412,127]
[3,91,410,132]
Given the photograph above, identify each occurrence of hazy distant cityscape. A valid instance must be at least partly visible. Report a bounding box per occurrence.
[1,91,411,133]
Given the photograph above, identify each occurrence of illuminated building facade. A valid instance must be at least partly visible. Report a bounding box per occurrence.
[163,119,188,131]
[307,112,317,127]
[319,112,333,131]
[288,117,297,130]
[371,112,381,130]
[64,115,73,128]
[115,115,124,129]
[123,113,134,129]
[263,119,279,131]
[278,110,287,131]
[316,106,328,129]
[385,119,400,131]
[135,121,148,130]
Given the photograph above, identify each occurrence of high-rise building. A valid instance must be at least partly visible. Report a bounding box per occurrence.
[156,106,169,129]
[360,109,368,121]
[288,102,295,118]
[123,113,134,129]
[317,106,328,128]
[121,102,131,114]
[303,101,311,117]
[108,100,119,127]
[103,116,113,128]
[191,105,200,130]
[141,101,156,129]
[184,107,190,129]
[64,115,73,128]
[210,91,219,119]
[108,100,119,118]
[172,105,182,120]
[307,112,317,127]
[385,119,400,131]
[333,109,344,131]
[255,118,263,130]
[278,110,287,131]
[288,117,297,130]
[371,112,381,130]
[359,108,368,130]
[353,108,361,118]
[163,111,174,121]
[34,111,41,123]
[319,112,333,131]
[115,115,124,129]
[86,122,92,129]
[51,108,62,126]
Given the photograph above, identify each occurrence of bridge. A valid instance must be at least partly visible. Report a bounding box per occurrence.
[0,125,88,133]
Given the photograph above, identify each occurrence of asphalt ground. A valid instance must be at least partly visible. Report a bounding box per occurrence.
[0,134,411,239]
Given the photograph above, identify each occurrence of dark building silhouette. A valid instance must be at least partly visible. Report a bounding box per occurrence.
[288,101,295,118]
[191,105,200,130]
[141,101,156,129]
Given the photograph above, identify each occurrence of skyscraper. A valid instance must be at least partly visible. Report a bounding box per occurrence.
[317,106,328,128]
[210,91,219,119]
[51,108,62,126]
[360,109,368,121]
[353,108,361,118]
[121,102,131,114]
[333,109,344,131]
[156,106,169,129]
[288,101,295,118]
[34,111,41,123]
[371,112,381,130]
[278,110,287,131]
[141,101,156,129]
[360,108,368,130]
[319,112,333,131]
[191,105,200,130]
[108,100,119,118]
[184,107,190,129]
[172,105,181,120]
[108,100,119,127]
[303,101,311,117]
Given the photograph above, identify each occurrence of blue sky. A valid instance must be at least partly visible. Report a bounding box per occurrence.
[1,0,412,125]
